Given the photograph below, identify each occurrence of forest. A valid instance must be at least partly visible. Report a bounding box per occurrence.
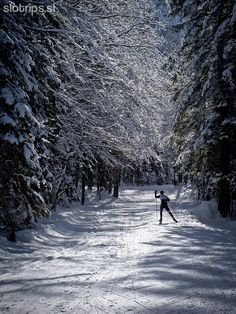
[0,0,236,234]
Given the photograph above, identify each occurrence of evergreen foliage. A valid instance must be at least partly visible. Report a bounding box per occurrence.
[0,0,172,230]
[169,0,236,217]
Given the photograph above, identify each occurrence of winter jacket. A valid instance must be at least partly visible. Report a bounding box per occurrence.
[155,192,170,204]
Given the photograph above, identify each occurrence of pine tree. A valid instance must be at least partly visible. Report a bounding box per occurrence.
[169,0,236,217]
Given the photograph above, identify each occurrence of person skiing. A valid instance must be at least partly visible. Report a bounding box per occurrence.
[155,190,178,224]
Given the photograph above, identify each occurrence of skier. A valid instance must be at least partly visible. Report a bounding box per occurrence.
[155,190,178,224]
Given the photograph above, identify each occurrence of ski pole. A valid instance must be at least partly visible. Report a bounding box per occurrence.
[156,197,158,220]
[171,203,179,220]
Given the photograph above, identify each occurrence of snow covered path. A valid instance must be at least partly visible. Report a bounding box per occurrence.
[1,186,236,314]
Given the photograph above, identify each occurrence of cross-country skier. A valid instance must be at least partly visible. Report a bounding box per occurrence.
[155,190,178,224]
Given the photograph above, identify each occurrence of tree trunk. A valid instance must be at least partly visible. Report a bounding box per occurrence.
[81,171,85,205]
[217,178,230,218]
[51,182,59,210]
[113,168,120,198]
[108,178,112,194]
[214,1,232,217]
[97,186,102,200]
[74,163,80,188]
[135,167,140,186]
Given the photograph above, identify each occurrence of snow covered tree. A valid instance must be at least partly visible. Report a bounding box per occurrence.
[0,1,73,229]
[0,3,55,230]
[169,0,236,217]
[0,0,174,233]
[50,0,174,201]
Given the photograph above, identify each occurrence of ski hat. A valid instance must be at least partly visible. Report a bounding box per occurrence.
[160,191,164,194]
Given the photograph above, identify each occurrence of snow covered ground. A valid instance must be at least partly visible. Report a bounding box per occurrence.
[1,185,236,314]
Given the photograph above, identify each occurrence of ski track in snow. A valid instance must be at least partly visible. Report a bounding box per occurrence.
[1,185,236,314]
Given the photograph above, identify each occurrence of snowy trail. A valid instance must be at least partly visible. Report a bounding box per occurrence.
[1,185,236,314]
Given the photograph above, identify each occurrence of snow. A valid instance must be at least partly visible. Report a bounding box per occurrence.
[222,65,235,88]
[223,42,236,59]
[0,29,14,46]
[231,3,236,24]
[15,102,33,118]
[3,132,19,145]
[1,185,236,314]
[24,143,34,160]
[0,114,17,127]
[0,87,15,105]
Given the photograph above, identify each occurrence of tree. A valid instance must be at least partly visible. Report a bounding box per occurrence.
[0,0,174,232]
[169,0,236,216]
